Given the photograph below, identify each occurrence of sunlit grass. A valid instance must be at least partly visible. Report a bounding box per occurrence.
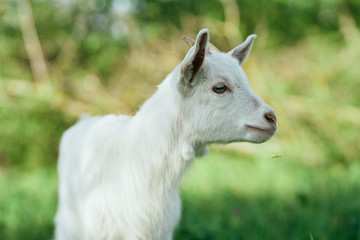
[0,168,57,240]
[1,149,359,239]
[177,149,360,240]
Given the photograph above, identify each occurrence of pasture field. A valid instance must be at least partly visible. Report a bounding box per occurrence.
[1,149,359,240]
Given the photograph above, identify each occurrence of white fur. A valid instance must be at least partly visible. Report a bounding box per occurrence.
[54,29,277,240]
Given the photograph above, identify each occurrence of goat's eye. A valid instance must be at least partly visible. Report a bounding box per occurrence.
[213,84,227,94]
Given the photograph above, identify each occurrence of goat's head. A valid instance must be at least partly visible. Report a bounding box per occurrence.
[177,29,277,144]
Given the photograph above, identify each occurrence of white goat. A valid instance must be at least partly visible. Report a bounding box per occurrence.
[54,29,277,240]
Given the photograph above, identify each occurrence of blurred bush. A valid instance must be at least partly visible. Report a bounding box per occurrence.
[0,0,359,169]
[0,92,74,169]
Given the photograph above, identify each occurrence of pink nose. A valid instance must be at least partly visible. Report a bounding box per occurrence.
[264,112,277,125]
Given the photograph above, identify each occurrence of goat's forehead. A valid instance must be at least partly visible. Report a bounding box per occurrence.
[209,52,239,67]
[205,52,243,78]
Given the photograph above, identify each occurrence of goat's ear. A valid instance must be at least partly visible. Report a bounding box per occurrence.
[228,34,256,65]
[180,29,209,88]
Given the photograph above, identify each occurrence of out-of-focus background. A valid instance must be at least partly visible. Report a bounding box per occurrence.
[1,0,360,239]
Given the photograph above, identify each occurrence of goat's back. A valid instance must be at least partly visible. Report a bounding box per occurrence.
[55,114,132,239]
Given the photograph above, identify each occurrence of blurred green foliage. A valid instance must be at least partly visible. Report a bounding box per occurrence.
[0,98,73,168]
[2,0,360,83]
[1,0,360,239]
[135,0,360,43]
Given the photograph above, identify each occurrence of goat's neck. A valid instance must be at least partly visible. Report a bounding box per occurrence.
[130,74,199,189]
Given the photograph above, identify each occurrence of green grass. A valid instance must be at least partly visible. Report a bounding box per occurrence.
[1,149,359,240]
[0,168,57,240]
[176,149,360,240]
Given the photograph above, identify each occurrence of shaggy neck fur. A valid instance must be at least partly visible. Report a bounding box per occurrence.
[130,68,198,188]
[112,68,201,239]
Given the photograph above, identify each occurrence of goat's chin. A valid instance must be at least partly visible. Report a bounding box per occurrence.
[244,126,277,143]
[247,136,272,144]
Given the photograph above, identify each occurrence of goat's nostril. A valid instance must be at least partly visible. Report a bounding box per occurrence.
[265,112,277,125]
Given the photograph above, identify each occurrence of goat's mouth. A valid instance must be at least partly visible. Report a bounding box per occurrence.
[246,125,276,135]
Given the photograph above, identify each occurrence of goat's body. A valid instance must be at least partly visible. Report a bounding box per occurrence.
[55,29,277,240]
[55,76,190,240]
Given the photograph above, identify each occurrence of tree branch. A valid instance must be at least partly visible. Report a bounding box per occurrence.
[16,0,49,84]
